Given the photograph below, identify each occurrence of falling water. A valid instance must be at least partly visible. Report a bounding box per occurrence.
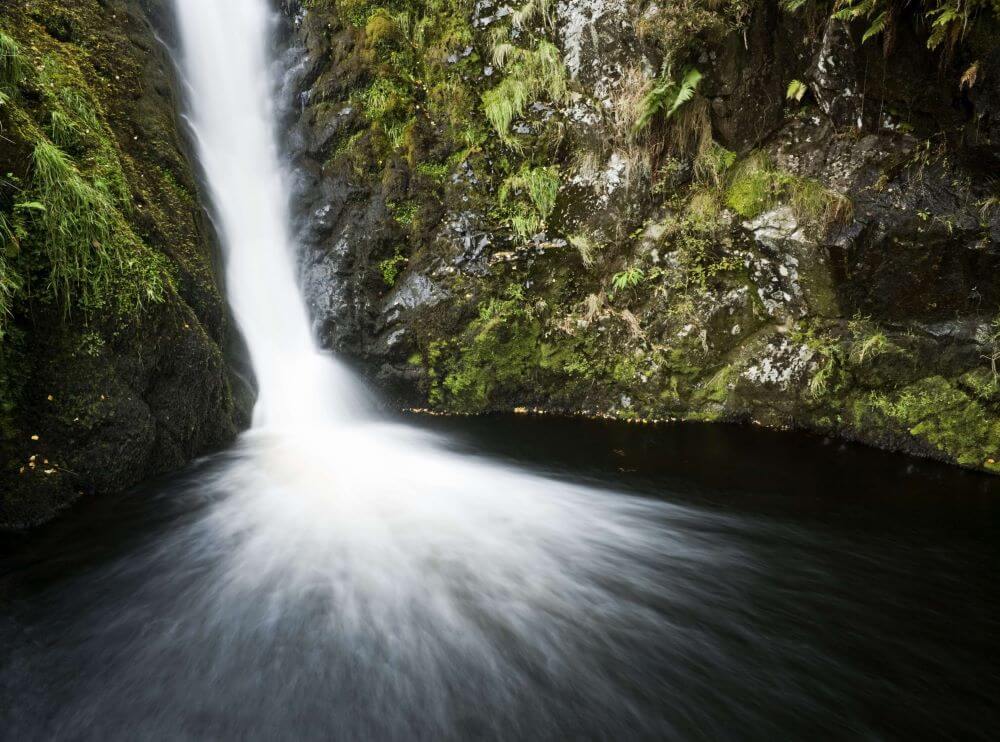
[175,0,360,427]
[167,0,700,734]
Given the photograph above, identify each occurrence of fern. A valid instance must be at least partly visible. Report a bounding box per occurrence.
[786,79,808,102]
[634,68,702,133]
[926,4,962,50]
[611,267,645,295]
[861,10,888,42]
[831,0,877,22]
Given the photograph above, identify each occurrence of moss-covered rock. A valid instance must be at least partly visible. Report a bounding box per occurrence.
[285,0,1000,474]
[0,0,251,528]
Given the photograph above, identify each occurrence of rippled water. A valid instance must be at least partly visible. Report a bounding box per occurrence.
[1,416,997,740]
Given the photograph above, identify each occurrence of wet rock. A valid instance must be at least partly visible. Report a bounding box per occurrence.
[810,20,863,129]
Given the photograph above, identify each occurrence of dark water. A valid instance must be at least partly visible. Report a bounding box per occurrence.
[1,415,998,740]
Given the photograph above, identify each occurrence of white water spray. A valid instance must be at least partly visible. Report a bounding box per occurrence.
[170,1,711,735]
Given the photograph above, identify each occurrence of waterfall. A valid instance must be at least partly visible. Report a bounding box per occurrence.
[174,0,356,428]
[167,1,704,735]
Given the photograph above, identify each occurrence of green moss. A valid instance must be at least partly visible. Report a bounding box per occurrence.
[958,367,1000,404]
[867,376,1000,470]
[379,249,408,286]
[725,152,850,227]
[428,284,586,411]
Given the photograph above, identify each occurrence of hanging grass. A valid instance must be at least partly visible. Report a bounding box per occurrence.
[499,165,561,239]
[0,31,27,89]
[28,138,168,315]
[482,40,568,146]
[29,140,120,309]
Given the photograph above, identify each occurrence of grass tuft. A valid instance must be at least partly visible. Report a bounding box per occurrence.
[499,165,561,239]
[0,31,28,90]
[481,40,568,146]
[725,151,851,227]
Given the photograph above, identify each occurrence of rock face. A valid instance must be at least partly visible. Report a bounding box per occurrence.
[282,0,1000,474]
[0,0,252,528]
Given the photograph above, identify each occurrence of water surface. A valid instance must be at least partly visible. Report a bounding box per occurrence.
[1,415,997,740]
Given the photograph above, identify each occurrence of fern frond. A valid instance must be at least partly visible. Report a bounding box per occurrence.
[861,11,888,43]
[667,68,703,118]
[786,79,808,101]
[634,68,702,132]
[926,5,962,50]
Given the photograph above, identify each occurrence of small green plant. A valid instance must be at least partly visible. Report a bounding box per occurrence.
[0,31,28,90]
[568,233,598,267]
[786,79,808,102]
[387,199,419,227]
[499,165,561,239]
[725,152,851,227]
[725,152,778,218]
[379,250,408,287]
[694,141,736,185]
[634,68,703,133]
[76,331,105,358]
[851,331,889,364]
[511,0,556,29]
[787,176,853,226]
[482,40,568,146]
[30,140,118,306]
[611,267,645,295]
[23,140,167,315]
